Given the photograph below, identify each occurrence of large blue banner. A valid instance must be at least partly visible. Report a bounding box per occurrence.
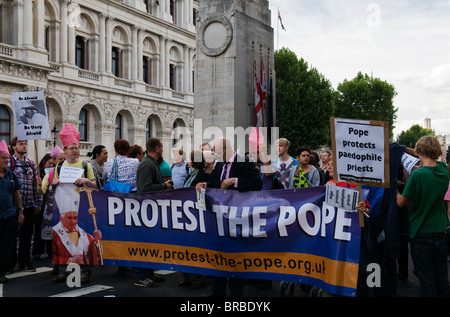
[52,184,361,297]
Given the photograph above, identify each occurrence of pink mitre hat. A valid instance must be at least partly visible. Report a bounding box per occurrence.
[50,145,64,159]
[0,140,9,155]
[59,123,80,148]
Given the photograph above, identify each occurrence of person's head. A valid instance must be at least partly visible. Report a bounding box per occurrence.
[213,138,233,162]
[172,148,184,163]
[88,145,108,164]
[0,140,9,170]
[321,151,331,165]
[296,146,311,165]
[22,104,39,119]
[10,137,28,156]
[114,139,130,156]
[39,154,54,171]
[276,138,290,156]
[415,136,442,160]
[128,145,144,161]
[53,153,66,165]
[146,138,163,159]
[59,123,80,162]
[189,150,204,170]
[60,211,78,232]
[327,156,334,177]
[310,151,320,167]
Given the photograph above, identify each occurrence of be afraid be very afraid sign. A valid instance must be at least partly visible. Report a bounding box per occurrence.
[331,118,390,188]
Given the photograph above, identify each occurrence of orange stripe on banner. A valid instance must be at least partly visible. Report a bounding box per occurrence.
[101,240,358,289]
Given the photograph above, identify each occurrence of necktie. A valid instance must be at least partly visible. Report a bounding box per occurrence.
[221,162,229,182]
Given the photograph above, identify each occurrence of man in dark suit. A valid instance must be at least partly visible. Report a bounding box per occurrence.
[197,137,262,296]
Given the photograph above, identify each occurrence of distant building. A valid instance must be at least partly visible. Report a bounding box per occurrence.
[0,0,197,163]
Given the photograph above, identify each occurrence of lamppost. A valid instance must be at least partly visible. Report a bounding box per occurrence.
[51,125,58,147]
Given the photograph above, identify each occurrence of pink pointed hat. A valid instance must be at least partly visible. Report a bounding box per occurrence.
[0,140,9,155]
[59,123,80,148]
[50,145,64,158]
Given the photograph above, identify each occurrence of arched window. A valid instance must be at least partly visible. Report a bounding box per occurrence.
[76,35,87,69]
[146,117,152,140]
[112,47,120,77]
[0,105,11,144]
[115,113,122,140]
[79,108,88,141]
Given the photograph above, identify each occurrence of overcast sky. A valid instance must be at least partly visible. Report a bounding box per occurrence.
[268,0,450,138]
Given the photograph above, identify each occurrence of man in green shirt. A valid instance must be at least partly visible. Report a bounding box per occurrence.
[397,136,450,296]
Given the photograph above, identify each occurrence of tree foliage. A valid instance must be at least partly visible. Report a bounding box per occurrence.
[334,72,398,138]
[274,48,335,154]
[396,124,435,149]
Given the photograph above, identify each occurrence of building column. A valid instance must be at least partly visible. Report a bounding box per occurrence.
[68,25,75,65]
[35,0,46,50]
[183,45,188,93]
[159,36,166,87]
[98,13,106,72]
[137,27,143,81]
[23,0,32,47]
[131,26,138,80]
[60,0,68,63]
[105,16,114,73]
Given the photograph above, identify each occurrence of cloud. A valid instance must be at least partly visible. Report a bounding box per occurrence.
[269,0,450,138]
[422,64,450,91]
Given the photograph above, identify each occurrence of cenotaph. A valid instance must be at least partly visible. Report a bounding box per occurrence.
[194,0,275,142]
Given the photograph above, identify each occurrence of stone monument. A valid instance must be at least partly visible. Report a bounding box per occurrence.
[194,0,275,143]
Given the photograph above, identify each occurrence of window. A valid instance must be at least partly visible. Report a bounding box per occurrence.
[75,36,86,69]
[144,0,151,14]
[143,57,149,84]
[170,0,176,23]
[76,36,87,69]
[193,9,198,26]
[115,114,122,140]
[0,105,11,144]
[169,64,176,90]
[112,47,120,77]
[79,108,88,141]
[146,118,151,140]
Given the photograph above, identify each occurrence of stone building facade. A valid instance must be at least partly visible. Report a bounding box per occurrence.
[0,0,197,163]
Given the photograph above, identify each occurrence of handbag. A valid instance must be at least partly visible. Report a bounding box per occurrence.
[102,159,132,194]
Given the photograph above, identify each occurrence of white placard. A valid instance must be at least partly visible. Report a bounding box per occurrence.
[12,91,50,140]
[332,118,389,187]
[401,153,420,174]
[325,184,360,211]
[59,166,84,183]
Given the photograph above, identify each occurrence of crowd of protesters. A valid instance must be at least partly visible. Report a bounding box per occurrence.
[0,128,449,298]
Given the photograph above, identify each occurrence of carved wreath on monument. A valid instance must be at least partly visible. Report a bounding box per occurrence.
[198,14,233,57]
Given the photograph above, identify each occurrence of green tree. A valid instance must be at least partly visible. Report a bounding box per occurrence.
[274,48,335,153]
[396,124,435,148]
[335,72,398,138]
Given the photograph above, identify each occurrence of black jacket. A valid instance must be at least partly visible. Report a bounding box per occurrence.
[207,154,262,192]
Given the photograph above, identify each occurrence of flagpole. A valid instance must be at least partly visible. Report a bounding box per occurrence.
[277,7,279,50]
[252,41,255,126]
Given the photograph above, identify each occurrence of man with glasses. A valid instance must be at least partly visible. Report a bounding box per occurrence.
[8,137,42,273]
[46,123,96,284]
[196,137,262,297]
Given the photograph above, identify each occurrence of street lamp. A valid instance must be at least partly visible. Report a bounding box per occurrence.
[51,125,58,147]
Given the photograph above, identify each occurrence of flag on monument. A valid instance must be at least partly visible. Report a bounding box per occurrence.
[278,10,286,31]
[259,55,267,127]
[253,59,263,128]
[268,65,274,142]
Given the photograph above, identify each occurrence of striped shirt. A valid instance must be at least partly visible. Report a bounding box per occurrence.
[9,155,42,209]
